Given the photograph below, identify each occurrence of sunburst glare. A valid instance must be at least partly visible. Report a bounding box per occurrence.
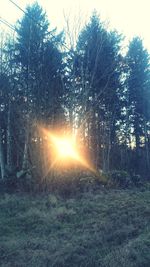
[40,127,95,174]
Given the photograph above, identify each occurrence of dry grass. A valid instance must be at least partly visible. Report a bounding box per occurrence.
[0,186,150,267]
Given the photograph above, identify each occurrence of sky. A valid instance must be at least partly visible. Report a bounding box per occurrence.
[1,0,150,51]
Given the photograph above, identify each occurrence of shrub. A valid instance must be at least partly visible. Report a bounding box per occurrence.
[131,174,143,187]
[77,176,97,192]
[0,170,35,194]
[102,170,144,188]
[106,170,132,188]
[45,194,58,207]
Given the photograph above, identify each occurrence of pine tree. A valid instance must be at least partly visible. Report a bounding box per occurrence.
[12,2,65,173]
[15,2,64,122]
[71,13,122,170]
[126,37,150,150]
[124,37,150,175]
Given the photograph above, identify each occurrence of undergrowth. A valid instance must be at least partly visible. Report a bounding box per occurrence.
[0,187,150,267]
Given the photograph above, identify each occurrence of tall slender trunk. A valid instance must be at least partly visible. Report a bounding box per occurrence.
[102,123,107,172]
[7,101,14,170]
[0,128,5,179]
[107,127,111,172]
[22,117,29,170]
[144,120,150,171]
[134,116,140,151]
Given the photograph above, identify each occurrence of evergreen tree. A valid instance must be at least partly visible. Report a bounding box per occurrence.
[1,3,64,177]
[72,14,122,170]
[126,37,150,149]
[124,37,150,174]
[15,2,64,123]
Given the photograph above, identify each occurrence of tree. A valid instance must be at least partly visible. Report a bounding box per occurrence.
[0,32,12,178]
[3,2,65,177]
[15,2,64,121]
[69,13,122,170]
[125,37,150,174]
[126,37,150,149]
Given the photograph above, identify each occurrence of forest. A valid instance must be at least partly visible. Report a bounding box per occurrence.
[0,1,150,190]
[0,2,150,267]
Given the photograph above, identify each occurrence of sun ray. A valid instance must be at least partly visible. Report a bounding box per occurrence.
[40,127,95,173]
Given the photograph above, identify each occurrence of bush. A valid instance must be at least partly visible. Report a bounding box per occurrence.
[105,170,132,188]
[102,170,144,189]
[131,174,143,187]
[40,170,100,196]
[77,176,97,192]
[0,170,35,193]
[0,168,144,195]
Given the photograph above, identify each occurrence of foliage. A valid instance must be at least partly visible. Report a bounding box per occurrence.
[0,169,145,196]
[106,170,132,188]
[0,4,150,188]
[124,37,150,174]
[101,170,144,189]
[0,4,150,266]
[131,174,143,187]
[0,170,35,193]
[71,13,123,169]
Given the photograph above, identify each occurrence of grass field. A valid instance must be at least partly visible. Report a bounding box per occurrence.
[0,187,150,267]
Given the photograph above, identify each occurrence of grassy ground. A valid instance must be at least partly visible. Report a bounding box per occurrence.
[0,187,150,267]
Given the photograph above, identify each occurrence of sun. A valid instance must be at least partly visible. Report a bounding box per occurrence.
[40,127,95,172]
[50,135,79,160]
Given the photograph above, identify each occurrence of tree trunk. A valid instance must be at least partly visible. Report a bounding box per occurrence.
[144,120,150,171]
[7,101,14,171]
[22,118,30,170]
[0,128,5,179]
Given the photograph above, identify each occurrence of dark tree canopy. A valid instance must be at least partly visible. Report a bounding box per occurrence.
[0,4,150,182]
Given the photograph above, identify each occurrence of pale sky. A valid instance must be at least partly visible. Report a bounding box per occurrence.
[1,0,150,51]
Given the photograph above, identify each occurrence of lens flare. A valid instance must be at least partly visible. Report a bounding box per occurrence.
[50,135,78,159]
[40,127,95,173]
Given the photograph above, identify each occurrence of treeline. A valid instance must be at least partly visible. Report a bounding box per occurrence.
[0,2,150,183]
